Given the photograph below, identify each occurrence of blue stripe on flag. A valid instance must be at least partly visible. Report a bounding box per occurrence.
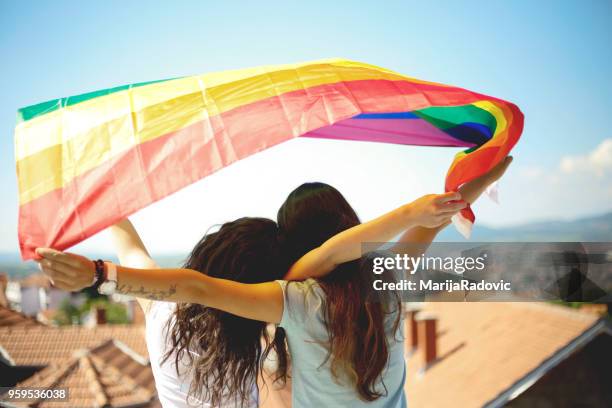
[353,112,419,119]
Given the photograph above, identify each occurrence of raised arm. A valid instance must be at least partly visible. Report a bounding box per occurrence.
[109,219,157,269]
[393,156,513,257]
[286,156,513,280]
[36,248,284,323]
[283,191,466,280]
[108,219,159,312]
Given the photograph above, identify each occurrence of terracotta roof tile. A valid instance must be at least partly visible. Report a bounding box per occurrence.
[89,340,155,393]
[12,341,154,408]
[0,325,147,366]
[404,302,600,408]
[17,348,155,408]
[0,305,43,328]
[1,323,157,407]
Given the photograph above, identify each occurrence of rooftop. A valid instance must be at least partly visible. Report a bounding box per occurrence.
[12,339,157,408]
[0,324,147,366]
[404,302,605,408]
[0,320,160,408]
[0,305,43,328]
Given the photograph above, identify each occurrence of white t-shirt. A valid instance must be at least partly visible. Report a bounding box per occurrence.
[144,301,258,408]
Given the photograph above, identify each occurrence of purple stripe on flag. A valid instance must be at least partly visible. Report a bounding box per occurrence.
[302,118,476,147]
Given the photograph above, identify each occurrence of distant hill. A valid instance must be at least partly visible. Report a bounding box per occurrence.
[438,211,612,242]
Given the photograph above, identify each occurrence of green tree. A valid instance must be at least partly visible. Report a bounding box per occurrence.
[53,298,83,325]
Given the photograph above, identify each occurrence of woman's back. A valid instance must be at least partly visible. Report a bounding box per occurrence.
[277,279,407,407]
[145,301,258,408]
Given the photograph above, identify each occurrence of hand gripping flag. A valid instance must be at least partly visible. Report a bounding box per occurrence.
[15,58,523,259]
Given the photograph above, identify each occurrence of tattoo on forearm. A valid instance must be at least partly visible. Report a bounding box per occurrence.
[117,283,177,300]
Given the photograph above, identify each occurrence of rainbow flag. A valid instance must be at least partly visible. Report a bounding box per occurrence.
[15,58,523,260]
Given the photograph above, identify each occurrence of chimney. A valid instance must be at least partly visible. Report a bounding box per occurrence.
[0,273,8,307]
[403,303,421,354]
[416,312,437,369]
[95,307,107,325]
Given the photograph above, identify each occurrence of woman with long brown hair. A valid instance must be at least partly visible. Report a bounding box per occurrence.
[108,217,288,408]
[37,156,511,407]
[270,156,509,405]
[275,182,407,405]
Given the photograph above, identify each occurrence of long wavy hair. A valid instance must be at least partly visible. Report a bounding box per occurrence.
[277,182,402,401]
[164,217,288,407]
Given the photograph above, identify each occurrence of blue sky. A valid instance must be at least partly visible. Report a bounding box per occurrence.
[0,0,610,254]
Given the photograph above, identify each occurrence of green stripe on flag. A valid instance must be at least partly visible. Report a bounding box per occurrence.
[413,104,497,134]
[17,77,180,124]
